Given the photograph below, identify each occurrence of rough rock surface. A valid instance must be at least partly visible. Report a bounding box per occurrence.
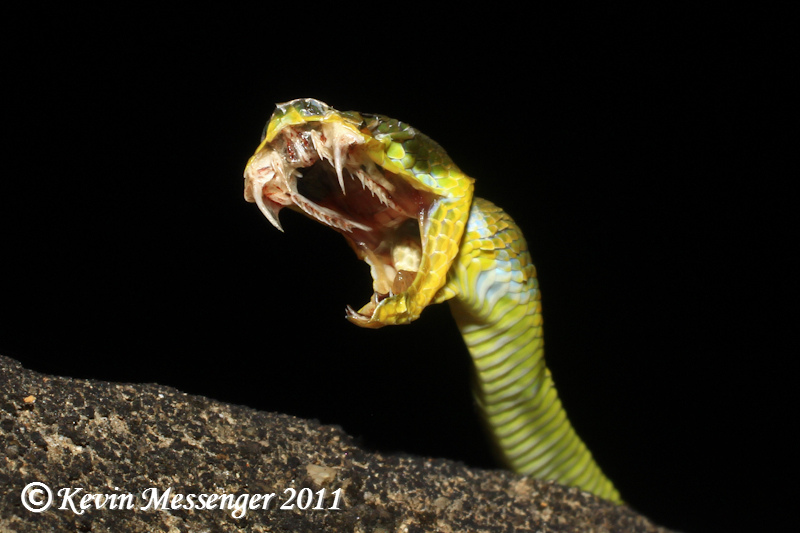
[0,355,671,532]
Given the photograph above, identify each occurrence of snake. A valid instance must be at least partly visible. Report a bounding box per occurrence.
[243,98,621,503]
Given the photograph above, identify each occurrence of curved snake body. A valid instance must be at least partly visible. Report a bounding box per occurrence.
[244,98,620,503]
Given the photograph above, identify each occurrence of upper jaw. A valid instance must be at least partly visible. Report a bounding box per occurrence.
[244,120,374,233]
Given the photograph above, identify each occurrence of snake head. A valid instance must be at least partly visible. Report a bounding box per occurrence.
[244,98,473,328]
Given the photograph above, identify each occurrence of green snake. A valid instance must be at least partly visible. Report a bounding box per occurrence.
[243,98,621,503]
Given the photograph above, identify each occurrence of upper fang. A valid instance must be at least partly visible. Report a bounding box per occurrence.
[334,144,346,195]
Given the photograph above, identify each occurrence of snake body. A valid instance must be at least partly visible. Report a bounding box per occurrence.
[244,98,620,503]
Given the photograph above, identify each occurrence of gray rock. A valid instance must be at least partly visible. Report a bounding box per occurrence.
[0,355,672,532]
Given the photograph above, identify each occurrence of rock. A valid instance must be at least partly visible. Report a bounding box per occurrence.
[0,355,671,532]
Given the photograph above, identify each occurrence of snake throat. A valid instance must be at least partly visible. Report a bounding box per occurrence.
[244,120,433,319]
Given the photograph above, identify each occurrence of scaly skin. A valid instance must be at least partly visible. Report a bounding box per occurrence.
[244,98,621,503]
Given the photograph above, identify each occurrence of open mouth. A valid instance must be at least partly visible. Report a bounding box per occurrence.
[244,115,438,322]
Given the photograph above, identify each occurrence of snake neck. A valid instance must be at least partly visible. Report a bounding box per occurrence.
[438,197,622,503]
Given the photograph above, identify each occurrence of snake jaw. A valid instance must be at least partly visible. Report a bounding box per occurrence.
[245,99,472,328]
[244,104,429,325]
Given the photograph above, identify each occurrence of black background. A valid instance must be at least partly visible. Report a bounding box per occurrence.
[1,6,792,532]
